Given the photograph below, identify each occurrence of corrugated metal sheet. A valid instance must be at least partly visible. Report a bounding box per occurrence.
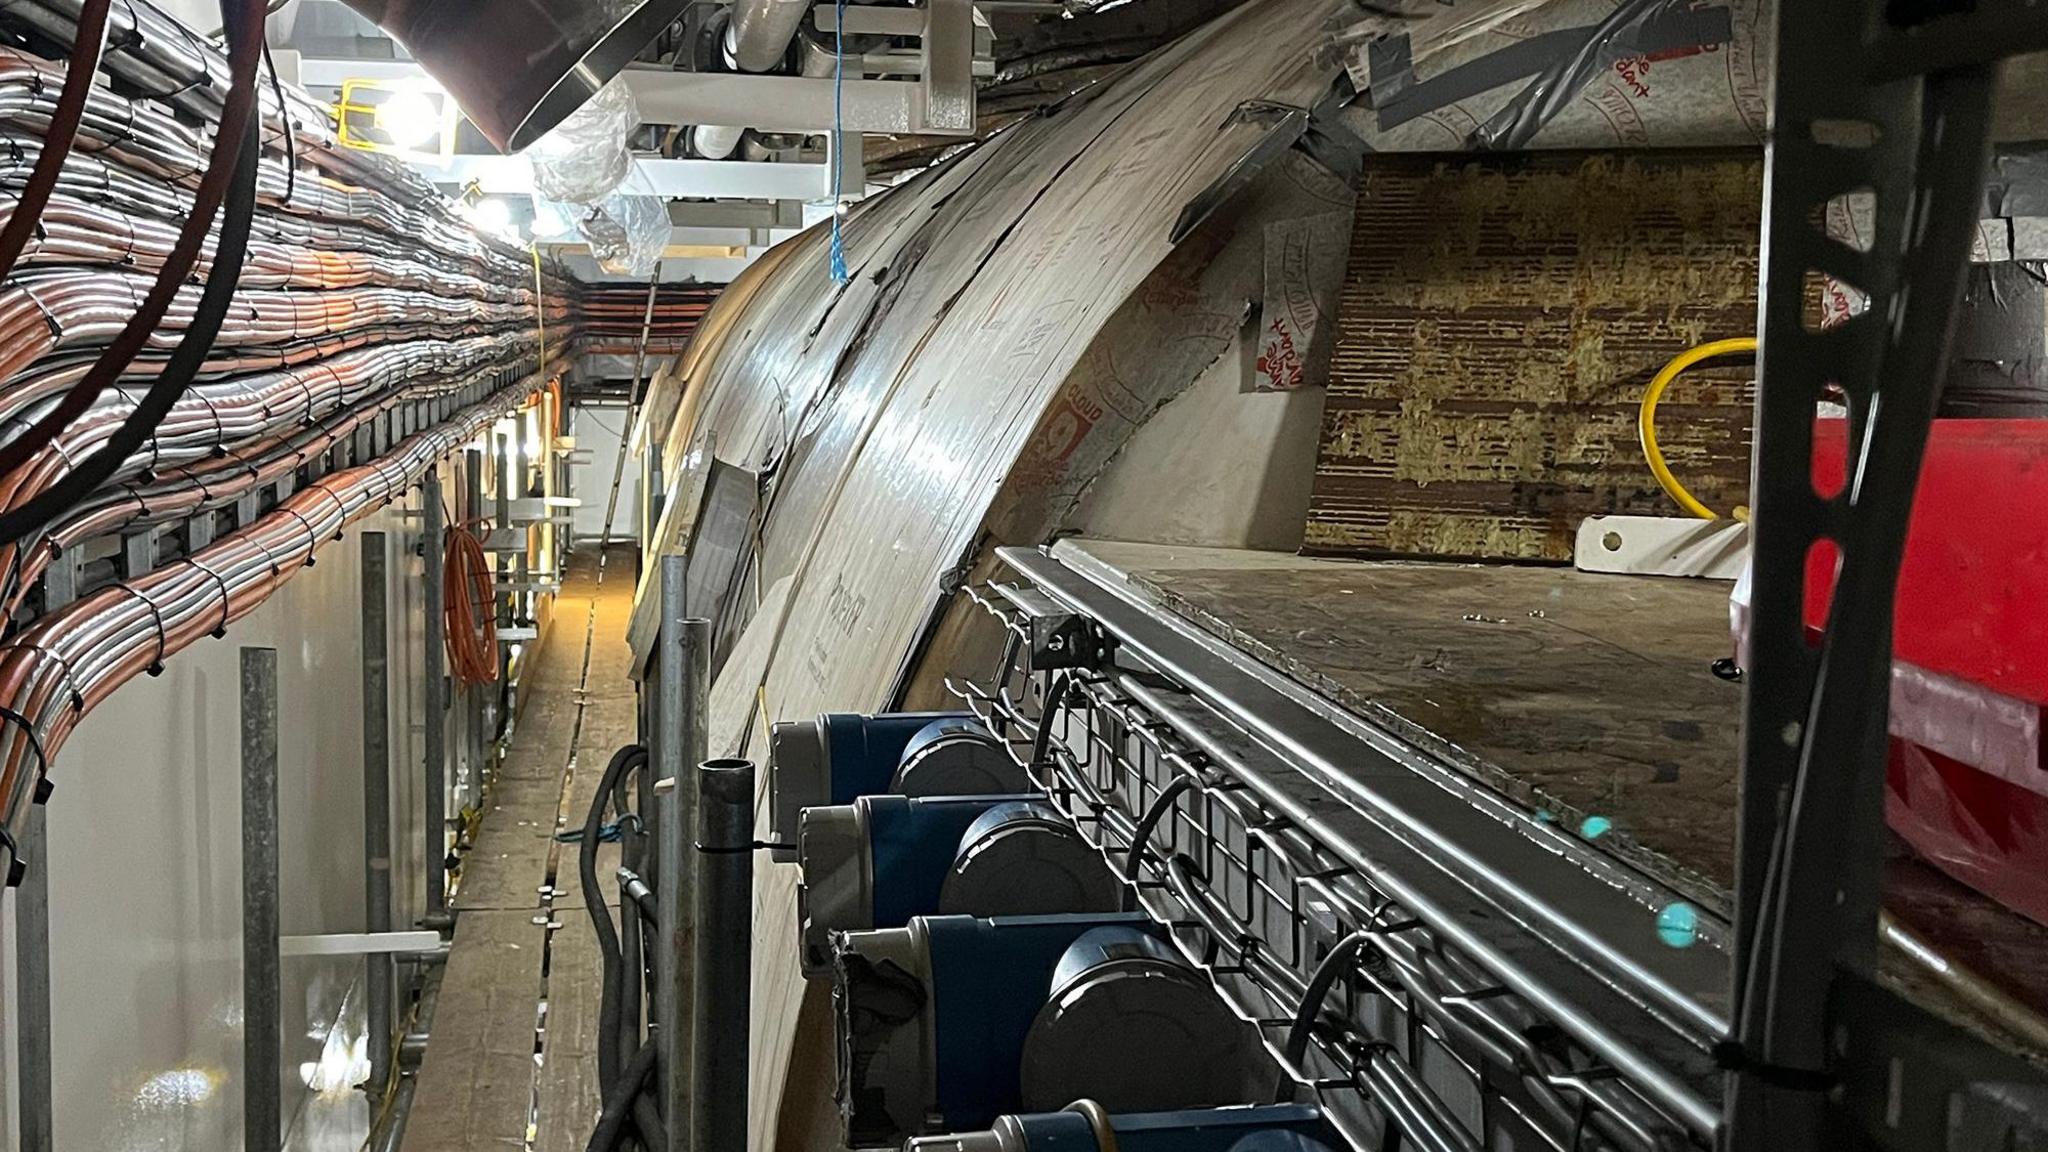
[1304,150,1762,561]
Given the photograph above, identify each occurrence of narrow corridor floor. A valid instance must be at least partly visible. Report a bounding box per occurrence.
[402,547,641,1152]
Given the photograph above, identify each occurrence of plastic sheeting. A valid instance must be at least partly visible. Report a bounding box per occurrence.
[1330,0,1771,150]
[582,192,671,277]
[523,74,638,205]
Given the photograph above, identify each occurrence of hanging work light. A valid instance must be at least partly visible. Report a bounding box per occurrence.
[336,0,691,152]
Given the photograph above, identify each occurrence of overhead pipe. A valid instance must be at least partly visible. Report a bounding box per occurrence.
[691,123,745,159]
[724,0,809,73]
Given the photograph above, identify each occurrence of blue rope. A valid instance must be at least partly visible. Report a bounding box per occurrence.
[829,0,849,284]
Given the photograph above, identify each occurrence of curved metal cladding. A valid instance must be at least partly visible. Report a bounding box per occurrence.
[642,0,1357,1144]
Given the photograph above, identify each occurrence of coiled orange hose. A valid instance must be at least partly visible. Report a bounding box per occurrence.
[443,522,499,684]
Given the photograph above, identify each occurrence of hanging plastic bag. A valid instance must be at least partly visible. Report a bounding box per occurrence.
[524,74,639,205]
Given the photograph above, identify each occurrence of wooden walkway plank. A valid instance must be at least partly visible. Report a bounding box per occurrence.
[404,548,642,1152]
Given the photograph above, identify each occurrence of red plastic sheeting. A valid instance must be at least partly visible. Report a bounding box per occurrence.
[1804,418,2048,926]
[1807,418,2048,705]
[1890,739,2048,928]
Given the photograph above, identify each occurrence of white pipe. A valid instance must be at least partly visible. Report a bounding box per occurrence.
[693,123,745,159]
[724,0,810,73]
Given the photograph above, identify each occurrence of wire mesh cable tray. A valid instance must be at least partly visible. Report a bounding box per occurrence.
[945,547,1735,1152]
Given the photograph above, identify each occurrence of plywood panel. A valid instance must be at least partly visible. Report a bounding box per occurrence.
[1305,151,1763,561]
[1073,539,1740,904]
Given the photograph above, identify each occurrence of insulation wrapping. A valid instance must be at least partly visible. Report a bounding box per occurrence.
[619,2,1377,1143]
[1326,0,1771,151]
[585,191,673,278]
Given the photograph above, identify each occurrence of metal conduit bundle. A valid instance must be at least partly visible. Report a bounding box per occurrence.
[579,282,718,354]
[0,0,587,882]
[0,360,569,877]
[0,49,523,280]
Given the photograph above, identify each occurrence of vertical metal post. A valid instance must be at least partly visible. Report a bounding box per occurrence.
[360,534,394,1102]
[421,470,450,926]
[15,806,52,1152]
[241,647,282,1152]
[463,449,486,797]
[601,267,664,555]
[653,584,714,1150]
[495,431,514,626]
[691,759,754,1152]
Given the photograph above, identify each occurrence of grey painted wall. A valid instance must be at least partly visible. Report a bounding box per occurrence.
[1,472,459,1152]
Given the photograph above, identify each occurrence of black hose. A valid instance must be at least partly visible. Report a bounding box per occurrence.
[1277,929,1370,1101]
[616,754,649,1077]
[582,743,648,1095]
[585,1039,658,1152]
[631,1094,667,1152]
[1122,775,1193,884]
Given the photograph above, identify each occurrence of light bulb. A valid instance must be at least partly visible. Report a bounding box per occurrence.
[470,197,513,237]
[378,89,444,151]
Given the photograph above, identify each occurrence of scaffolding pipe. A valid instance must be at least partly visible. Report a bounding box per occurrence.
[463,447,486,802]
[654,556,707,1148]
[421,466,450,926]
[599,265,663,556]
[240,646,282,1152]
[360,531,395,1106]
[691,758,755,1152]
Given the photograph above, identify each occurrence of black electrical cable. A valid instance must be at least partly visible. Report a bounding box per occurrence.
[585,1040,659,1152]
[0,0,268,489]
[1122,775,1193,884]
[0,0,113,283]
[615,757,648,1078]
[0,55,263,550]
[1277,928,1370,1099]
[581,743,648,1095]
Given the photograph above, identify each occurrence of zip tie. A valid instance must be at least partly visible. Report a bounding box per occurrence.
[185,556,232,638]
[279,506,321,563]
[13,277,64,340]
[250,533,282,576]
[0,823,28,886]
[129,582,169,676]
[315,485,349,539]
[0,704,50,801]
[19,640,86,714]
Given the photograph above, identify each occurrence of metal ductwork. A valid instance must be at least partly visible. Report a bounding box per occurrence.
[336,0,692,152]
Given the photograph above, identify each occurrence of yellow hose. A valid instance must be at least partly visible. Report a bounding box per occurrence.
[1639,337,1758,520]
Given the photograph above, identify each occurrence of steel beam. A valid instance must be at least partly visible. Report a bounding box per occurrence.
[14,806,51,1152]
[360,533,394,1106]
[280,931,446,958]
[241,647,282,1152]
[620,70,948,135]
[421,468,450,926]
[666,199,804,230]
[427,154,838,202]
